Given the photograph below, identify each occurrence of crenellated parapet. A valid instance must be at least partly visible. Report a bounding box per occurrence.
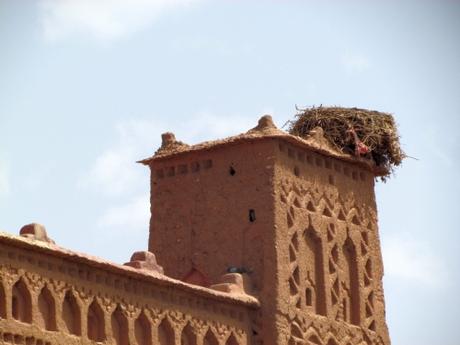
[0,232,258,345]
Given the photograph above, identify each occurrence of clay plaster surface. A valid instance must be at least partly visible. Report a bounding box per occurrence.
[0,232,255,345]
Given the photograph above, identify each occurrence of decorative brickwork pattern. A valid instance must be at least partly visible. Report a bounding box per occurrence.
[278,177,387,345]
[0,242,252,345]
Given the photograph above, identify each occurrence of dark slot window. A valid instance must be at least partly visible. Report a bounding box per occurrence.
[249,209,256,222]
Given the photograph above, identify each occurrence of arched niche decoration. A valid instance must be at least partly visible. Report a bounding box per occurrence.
[226,333,240,345]
[135,311,152,345]
[158,317,175,345]
[180,322,197,345]
[304,224,326,316]
[342,237,360,325]
[182,268,209,287]
[111,305,129,345]
[87,299,106,342]
[38,285,57,331]
[12,278,32,323]
[326,338,339,345]
[203,329,219,345]
[0,280,6,319]
[62,290,81,335]
[307,334,323,345]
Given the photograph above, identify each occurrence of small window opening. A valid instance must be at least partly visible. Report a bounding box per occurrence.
[305,288,313,306]
[229,166,236,176]
[191,162,200,173]
[167,166,175,177]
[328,175,335,185]
[203,159,213,169]
[156,169,164,179]
[178,164,188,175]
[294,166,300,177]
[249,209,256,222]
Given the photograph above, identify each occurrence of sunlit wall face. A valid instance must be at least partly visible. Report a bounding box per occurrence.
[0,1,459,345]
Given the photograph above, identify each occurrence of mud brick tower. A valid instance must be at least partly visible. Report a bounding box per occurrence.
[0,113,392,345]
[139,115,390,345]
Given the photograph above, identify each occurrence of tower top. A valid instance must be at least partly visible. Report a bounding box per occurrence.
[138,114,388,177]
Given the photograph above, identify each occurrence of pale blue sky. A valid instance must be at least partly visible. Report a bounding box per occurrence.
[0,1,459,344]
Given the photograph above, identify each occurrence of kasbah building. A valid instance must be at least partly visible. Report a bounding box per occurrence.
[0,110,399,345]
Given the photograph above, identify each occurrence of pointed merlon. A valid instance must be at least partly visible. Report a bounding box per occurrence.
[161,132,176,147]
[154,132,189,156]
[247,114,282,134]
[19,223,55,244]
[124,250,164,274]
[210,273,253,295]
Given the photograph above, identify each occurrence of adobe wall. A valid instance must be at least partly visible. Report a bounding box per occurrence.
[271,139,390,345]
[148,140,277,292]
[0,234,257,345]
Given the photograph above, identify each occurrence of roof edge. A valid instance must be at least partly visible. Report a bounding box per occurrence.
[138,128,388,177]
[0,231,260,308]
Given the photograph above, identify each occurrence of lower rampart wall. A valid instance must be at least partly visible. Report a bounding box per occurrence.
[0,234,257,345]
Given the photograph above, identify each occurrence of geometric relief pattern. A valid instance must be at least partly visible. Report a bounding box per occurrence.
[361,222,376,332]
[288,229,301,310]
[279,178,383,345]
[286,316,386,345]
[0,264,247,345]
[304,223,326,316]
[342,237,360,326]
[327,221,341,322]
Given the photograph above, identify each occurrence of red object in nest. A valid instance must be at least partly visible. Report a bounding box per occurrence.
[356,141,370,155]
[347,127,370,156]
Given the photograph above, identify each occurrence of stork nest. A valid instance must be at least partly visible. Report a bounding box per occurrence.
[288,106,404,177]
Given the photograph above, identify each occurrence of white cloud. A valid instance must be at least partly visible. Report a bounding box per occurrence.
[98,195,149,230]
[340,51,371,74]
[78,120,158,197]
[382,233,448,289]
[79,146,140,197]
[39,0,200,42]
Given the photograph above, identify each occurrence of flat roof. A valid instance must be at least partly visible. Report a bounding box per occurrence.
[138,115,388,176]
